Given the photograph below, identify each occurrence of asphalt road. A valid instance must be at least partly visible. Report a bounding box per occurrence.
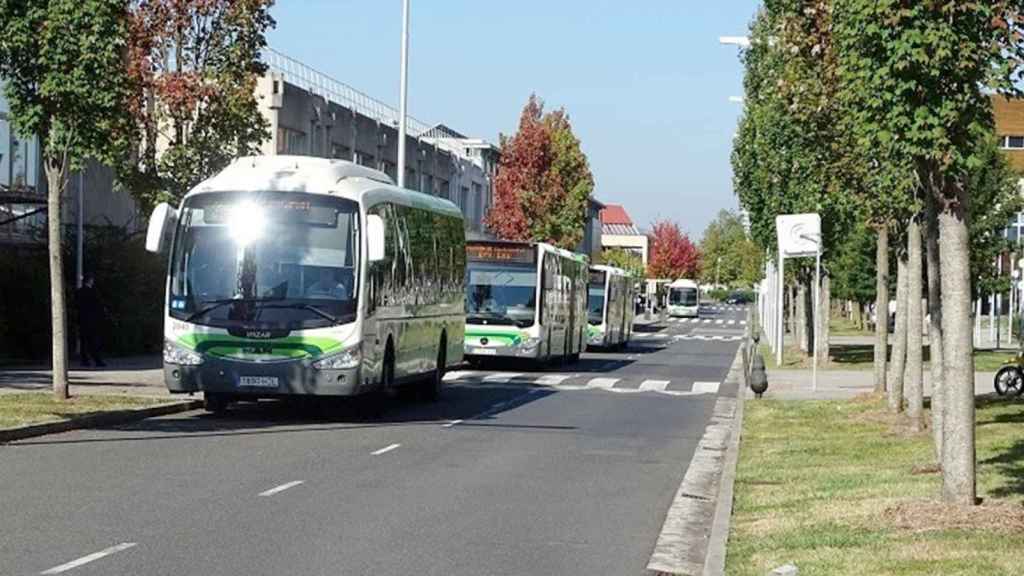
[1,305,748,576]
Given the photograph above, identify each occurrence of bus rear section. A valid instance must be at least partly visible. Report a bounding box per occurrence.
[464,241,588,364]
[587,265,635,349]
[667,279,700,318]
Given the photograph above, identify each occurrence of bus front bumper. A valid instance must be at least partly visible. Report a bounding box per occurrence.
[163,357,367,397]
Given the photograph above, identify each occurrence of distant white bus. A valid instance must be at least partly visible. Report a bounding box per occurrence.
[464,241,588,364]
[587,265,636,349]
[667,279,700,318]
[146,156,466,413]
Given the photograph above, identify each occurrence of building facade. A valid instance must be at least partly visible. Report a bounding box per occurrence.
[994,96,1024,242]
[598,203,648,265]
[259,50,499,234]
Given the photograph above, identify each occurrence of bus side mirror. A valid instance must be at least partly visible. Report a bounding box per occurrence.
[367,214,385,262]
[145,202,177,254]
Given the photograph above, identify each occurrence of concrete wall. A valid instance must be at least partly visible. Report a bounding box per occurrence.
[256,73,495,233]
[602,233,648,265]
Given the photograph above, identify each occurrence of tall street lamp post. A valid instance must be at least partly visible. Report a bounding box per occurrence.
[397,0,411,188]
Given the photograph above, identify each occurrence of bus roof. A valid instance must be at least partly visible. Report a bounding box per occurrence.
[670,279,699,288]
[590,264,630,277]
[181,156,462,218]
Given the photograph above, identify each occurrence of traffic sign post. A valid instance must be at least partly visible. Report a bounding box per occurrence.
[776,214,822,392]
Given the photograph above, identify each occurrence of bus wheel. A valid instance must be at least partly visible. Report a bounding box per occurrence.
[422,338,446,402]
[203,393,230,414]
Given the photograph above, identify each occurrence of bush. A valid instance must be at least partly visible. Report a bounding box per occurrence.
[0,225,166,363]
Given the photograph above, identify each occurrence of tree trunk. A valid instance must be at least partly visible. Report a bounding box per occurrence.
[906,217,924,432]
[797,282,808,353]
[817,272,831,367]
[889,254,908,413]
[874,225,890,393]
[45,160,69,400]
[926,191,945,462]
[939,195,976,506]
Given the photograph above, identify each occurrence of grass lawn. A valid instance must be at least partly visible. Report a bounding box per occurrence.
[830,316,873,337]
[726,395,1024,576]
[0,393,170,428]
[761,344,1016,372]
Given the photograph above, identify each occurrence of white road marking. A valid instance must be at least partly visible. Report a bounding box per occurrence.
[702,319,712,324]
[258,480,304,497]
[692,381,721,394]
[740,320,748,325]
[41,543,137,575]
[371,443,401,456]
[442,419,463,428]
[727,320,736,325]
[536,374,572,386]
[639,380,670,392]
[715,319,724,325]
[443,370,474,382]
[586,377,619,390]
[483,372,522,383]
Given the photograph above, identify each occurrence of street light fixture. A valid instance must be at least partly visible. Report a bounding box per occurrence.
[397,0,411,188]
[719,35,751,47]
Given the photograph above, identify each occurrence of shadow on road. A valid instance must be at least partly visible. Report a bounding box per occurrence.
[8,385,575,447]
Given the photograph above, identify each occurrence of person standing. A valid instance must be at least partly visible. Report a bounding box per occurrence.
[77,275,106,367]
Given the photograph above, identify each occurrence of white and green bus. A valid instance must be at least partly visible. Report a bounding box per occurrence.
[463,241,588,364]
[146,156,466,412]
[587,265,636,349]
[667,278,701,318]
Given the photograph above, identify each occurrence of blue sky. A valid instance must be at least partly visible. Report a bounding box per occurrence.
[269,1,762,238]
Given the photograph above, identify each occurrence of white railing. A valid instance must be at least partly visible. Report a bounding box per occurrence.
[263,48,433,136]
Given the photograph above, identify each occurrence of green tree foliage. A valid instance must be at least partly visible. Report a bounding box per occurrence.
[830,224,877,307]
[699,209,763,288]
[967,134,1022,299]
[121,0,275,209]
[599,248,644,279]
[486,95,595,250]
[0,0,135,399]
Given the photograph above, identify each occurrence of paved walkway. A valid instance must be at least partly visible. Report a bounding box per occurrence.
[754,368,999,400]
[0,355,169,397]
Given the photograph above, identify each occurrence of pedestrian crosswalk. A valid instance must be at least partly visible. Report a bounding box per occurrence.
[667,318,747,326]
[443,371,721,397]
[701,305,747,312]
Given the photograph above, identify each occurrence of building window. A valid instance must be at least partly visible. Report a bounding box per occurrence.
[331,143,350,160]
[1001,135,1024,149]
[277,126,307,155]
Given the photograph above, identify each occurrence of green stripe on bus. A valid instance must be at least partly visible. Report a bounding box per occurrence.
[177,334,345,359]
[464,330,525,346]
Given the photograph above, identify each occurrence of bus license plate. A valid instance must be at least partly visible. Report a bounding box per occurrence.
[239,376,279,388]
[471,348,497,356]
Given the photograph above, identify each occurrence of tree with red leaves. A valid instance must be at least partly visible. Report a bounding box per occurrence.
[120,0,275,209]
[647,220,701,280]
[485,95,594,250]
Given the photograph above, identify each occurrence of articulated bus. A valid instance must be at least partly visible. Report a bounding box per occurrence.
[587,265,636,349]
[463,241,588,364]
[146,156,466,412]
[667,279,701,317]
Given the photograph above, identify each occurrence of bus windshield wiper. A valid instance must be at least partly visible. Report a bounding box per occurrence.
[185,297,271,323]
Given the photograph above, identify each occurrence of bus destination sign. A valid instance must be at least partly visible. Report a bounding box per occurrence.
[466,243,535,264]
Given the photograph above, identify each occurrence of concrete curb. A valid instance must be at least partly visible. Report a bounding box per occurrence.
[647,339,747,576]
[0,399,202,443]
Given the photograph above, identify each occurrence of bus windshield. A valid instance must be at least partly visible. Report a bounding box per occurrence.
[466,262,536,327]
[588,270,606,325]
[168,191,360,330]
[670,287,698,306]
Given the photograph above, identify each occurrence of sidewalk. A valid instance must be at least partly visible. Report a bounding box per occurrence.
[0,355,169,397]
[756,367,998,400]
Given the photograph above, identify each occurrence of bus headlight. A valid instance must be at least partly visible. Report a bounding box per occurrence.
[164,340,203,366]
[520,337,541,353]
[313,346,361,370]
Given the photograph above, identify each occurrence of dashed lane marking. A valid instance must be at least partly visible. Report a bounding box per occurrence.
[482,372,522,383]
[371,443,401,456]
[40,543,138,575]
[692,381,721,394]
[258,480,304,497]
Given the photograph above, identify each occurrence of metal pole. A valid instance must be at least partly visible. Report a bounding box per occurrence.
[813,248,820,393]
[776,252,784,367]
[396,0,410,188]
